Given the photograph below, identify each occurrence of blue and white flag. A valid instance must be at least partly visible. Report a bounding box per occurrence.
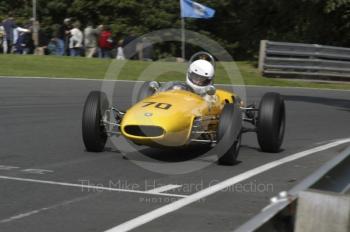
[180,0,215,19]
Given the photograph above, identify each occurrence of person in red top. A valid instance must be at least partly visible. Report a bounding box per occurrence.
[98,25,114,58]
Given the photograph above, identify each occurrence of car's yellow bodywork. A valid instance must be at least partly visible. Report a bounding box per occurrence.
[120,89,239,147]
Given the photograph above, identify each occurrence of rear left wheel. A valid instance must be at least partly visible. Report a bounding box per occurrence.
[82,91,109,152]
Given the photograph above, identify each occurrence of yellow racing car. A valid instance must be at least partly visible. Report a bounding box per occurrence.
[82,52,285,165]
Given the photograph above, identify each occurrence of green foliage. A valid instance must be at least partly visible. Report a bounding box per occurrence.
[1,0,350,59]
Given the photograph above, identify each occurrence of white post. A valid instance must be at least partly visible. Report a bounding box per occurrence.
[32,0,37,21]
[181,17,185,61]
[32,0,39,49]
[258,40,267,74]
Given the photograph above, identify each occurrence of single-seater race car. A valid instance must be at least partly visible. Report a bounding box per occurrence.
[82,52,286,165]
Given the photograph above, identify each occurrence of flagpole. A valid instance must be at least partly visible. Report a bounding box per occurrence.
[180,0,185,60]
[32,0,39,50]
[180,0,215,61]
[181,17,185,60]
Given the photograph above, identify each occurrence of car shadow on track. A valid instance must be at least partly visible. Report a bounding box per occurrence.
[240,144,285,154]
[120,145,213,162]
[107,143,267,166]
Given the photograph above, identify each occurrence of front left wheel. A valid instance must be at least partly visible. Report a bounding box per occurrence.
[82,91,109,152]
[216,104,242,165]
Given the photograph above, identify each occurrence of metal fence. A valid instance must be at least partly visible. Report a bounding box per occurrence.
[258,40,350,80]
[234,146,350,232]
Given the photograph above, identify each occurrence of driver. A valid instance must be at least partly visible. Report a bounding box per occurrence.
[186,59,215,96]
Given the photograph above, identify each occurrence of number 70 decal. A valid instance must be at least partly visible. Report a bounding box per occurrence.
[142,102,172,110]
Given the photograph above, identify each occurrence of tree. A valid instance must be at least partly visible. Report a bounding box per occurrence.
[1,0,350,59]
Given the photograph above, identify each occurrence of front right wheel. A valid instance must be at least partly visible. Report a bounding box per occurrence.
[82,91,109,152]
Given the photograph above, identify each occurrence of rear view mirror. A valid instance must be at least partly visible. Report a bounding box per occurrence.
[149,81,160,90]
[206,85,216,96]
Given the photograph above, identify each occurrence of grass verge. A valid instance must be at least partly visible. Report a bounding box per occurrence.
[0,54,349,90]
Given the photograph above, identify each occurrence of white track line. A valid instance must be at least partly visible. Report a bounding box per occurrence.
[104,138,350,232]
[0,194,95,224]
[145,185,182,194]
[0,176,186,198]
[0,76,349,92]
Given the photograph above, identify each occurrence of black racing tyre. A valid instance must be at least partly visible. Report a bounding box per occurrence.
[216,104,242,165]
[82,91,109,152]
[136,81,155,102]
[257,92,286,153]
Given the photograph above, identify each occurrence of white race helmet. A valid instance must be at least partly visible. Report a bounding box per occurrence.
[186,59,215,95]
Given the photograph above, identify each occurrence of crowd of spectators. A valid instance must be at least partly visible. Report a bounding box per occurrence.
[0,15,154,60]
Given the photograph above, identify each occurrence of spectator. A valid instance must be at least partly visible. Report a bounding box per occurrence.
[142,37,154,61]
[14,30,25,54]
[69,21,83,57]
[122,33,137,59]
[2,13,17,53]
[47,39,57,55]
[58,18,72,56]
[21,20,34,54]
[48,36,65,56]
[135,37,154,61]
[0,23,5,53]
[98,25,114,58]
[51,24,65,56]
[136,40,143,60]
[116,39,125,60]
[13,26,31,54]
[84,22,101,58]
[55,36,64,55]
[21,30,34,54]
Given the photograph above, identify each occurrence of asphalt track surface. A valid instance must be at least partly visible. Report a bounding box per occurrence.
[0,77,349,232]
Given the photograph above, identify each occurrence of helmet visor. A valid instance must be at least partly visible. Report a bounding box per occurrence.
[189,72,211,87]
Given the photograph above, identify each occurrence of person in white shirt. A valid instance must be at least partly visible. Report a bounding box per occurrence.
[13,26,30,54]
[13,26,30,44]
[69,21,83,57]
[116,39,125,60]
[84,23,101,58]
[0,25,5,53]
